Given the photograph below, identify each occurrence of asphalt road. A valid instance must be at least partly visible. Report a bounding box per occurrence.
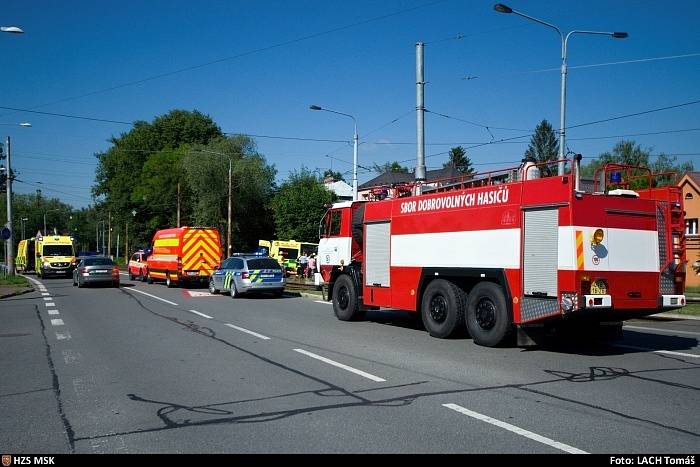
[1,273,698,454]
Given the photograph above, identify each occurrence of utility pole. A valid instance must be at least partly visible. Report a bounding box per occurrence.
[107,210,111,257]
[227,158,232,256]
[125,221,128,262]
[415,42,426,190]
[5,136,14,275]
[177,182,181,228]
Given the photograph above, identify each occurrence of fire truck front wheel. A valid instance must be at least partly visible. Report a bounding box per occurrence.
[332,274,364,321]
[466,282,512,347]
[421,279,466,338]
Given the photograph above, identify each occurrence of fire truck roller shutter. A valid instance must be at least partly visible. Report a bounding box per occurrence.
[365,221,390,287]
[421,279,467,338]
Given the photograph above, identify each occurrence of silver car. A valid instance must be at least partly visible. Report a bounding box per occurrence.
[209,255,285,298]
[72,256,120,288]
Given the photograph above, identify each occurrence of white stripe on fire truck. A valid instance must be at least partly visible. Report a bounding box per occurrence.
[391,229,521,269]
[389,226,659,272]
[557,227,659,272]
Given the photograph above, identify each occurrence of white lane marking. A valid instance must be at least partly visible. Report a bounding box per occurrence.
[41,292,50,296]
[613,344,700,359]
[224,323,271,340]
[62,349,81,364]
[48,309,60,315]
[293,348,386,382]
[314,300,332,305]
[50,319,65,326]
[624,325,700,337]
[45,302,56,307]
[56,331,71,340]
[123,287,178,306]
[188,309,212,319]
[43,297,52,301]
[186,290,216,297]
[443,403,588,454]
[119,272,129,276]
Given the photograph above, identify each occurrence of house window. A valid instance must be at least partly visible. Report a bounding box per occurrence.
[687,218,699,236]
[686,192,694,200]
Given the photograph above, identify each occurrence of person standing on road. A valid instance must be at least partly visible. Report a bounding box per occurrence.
[307,253,316,279]
[298,251,309,277]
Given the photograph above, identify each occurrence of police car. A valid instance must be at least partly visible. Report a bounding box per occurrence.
[209,254,285,298]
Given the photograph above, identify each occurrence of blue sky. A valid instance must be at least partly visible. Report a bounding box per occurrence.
[2,0,699,208]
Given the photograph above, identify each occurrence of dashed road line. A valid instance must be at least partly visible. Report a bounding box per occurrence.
[43,297,52,301]
[224,323,271,340]
[293,348,386,382]
[41,292,50,296]
[613,344,700,359]
[443,403,588,454]
[123,287,179,306]
[48,309,60,315]
[45,302,56,307]
[188,309,213,319]
[314,300,331,305]
[50,319,65,326]
[55,331,71,340]
[624,325,700,337]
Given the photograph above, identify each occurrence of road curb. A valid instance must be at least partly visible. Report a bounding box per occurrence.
[0,285,35,299]
[646,313,700,321]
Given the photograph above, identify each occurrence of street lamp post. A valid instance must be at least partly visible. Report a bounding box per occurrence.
[494,3,627,177]
[20,217,27,240]
[309,105,358,201]
[191,149,233,256]
[0,24,24,275]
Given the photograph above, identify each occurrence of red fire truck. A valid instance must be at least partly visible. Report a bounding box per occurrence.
[317,163,687,347]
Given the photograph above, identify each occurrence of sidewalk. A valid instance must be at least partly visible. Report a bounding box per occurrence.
[0,283,34,299]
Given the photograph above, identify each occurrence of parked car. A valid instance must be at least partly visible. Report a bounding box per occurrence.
[128,249,149,281]
[72,256,120,288]
[208,254,285,298]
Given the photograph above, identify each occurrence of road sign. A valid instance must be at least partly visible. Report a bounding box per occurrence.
[0,227,10,240]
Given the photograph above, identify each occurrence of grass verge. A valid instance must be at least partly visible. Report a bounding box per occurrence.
[672,303,700,316]
[0,275,30,287]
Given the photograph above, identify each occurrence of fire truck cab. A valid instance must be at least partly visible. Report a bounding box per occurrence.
[318,164,687,347]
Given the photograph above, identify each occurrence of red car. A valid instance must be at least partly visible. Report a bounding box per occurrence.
[128,250,148,281]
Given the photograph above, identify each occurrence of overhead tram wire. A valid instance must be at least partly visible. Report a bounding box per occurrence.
[0,0,446,120]
[14,179,94,202]
[461,52,700,81]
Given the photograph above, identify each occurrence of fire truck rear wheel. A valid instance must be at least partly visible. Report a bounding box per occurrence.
[420,279,466,338]
[333,274,364,321]
[466,282,512,347]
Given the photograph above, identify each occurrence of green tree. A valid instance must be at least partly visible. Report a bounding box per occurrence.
[131,146,189,235]
[443,146,475,174]
[580,140,694,188]
[271,169,336,242]
[373,161,409,174]
[182,135,276,252]
[93,109,223,248]
[524,119,559,163]
[323,169,345,182]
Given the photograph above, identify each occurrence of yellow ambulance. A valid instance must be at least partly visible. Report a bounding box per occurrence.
[35,234,77,278]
